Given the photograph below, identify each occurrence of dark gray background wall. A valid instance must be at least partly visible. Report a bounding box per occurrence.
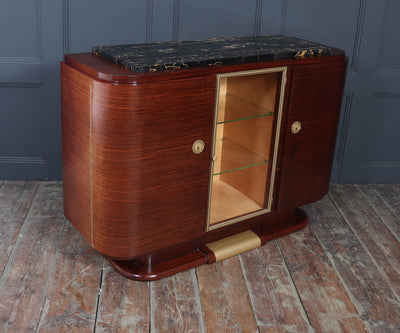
[0,0,399,182]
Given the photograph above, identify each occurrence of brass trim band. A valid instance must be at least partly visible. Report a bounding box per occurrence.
[206,230,261,262]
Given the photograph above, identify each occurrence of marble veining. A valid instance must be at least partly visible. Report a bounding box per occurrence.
[92,35,332,73]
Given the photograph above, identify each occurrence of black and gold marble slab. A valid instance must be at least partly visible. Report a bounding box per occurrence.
[92,35,333,73]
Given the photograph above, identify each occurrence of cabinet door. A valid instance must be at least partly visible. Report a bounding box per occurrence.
[90,75,215,258]
[277,59,347,209]
[208,67,287,230]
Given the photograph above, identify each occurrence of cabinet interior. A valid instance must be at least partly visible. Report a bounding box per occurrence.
[208,68,285,229]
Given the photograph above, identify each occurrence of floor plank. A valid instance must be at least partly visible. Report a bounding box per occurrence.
[0,181,68,331]
[36,222,103,332]
[240,242,312,332]
[379,184,400,215]
[28,181,64,217]
[329,184,400,299]
[95,261,150,332]
[1,181,400,332]
[0,216,65,331]
[305,195,400,332]
[277,225,367,332]
[151,268,204,333]
[359,184,400,241]
[0,181,39,274]
[197,256,258,333]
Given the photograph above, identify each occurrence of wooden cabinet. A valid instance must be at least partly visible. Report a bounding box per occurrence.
[61,36,347,280]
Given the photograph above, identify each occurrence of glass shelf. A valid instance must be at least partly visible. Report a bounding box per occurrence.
[208,67,286,229]
[217,94,274,124]
[213,138,268,176]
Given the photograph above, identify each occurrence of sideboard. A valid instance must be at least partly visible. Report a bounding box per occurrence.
[61,35,347,280]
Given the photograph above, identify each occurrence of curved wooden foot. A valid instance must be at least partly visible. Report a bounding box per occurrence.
[107,208,308,281]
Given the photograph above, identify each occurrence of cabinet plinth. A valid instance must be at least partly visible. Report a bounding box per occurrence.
[61,36,347,280]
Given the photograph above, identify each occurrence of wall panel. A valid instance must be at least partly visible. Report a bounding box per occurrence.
[151,0,175,42]
[178,0,258,40]
[283,0,361,57]
[0,0,39,57]
[66,0,148,53]
[0,0,63,179]
[259,0,283,35]
[0,0,43,85]
[0,0,47,179]
[356,0,400,182]
[0,0,398,181]
[377,0,400,70]
[363,98,400,162]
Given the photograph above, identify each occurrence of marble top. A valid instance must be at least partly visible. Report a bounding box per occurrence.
[92,35,332,73]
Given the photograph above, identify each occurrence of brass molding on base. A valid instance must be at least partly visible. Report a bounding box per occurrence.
[205,230,261,262]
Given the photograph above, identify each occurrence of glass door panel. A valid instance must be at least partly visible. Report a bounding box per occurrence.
[208,67,287,230]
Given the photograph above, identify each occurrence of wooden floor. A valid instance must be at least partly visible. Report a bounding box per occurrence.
[1,182,400,332]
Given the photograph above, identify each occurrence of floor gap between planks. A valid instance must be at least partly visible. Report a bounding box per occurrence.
[0,182,399,332]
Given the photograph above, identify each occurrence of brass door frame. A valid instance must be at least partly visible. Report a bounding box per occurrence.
[206,66,287,231]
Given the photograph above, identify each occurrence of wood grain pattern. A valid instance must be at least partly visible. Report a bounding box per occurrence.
[61,51,346,278]
[305,195,400,331]
[278,226,367,332]
[381,184,400,219]
[1,182,400,331]
[329,184,400,299]
[240,242,312,332]
[107,209,308,281]
[197,256,258,333]
[29,181,64,217]
[359,184,400,241]
[277,60,347,210]
[61,63,93,247]
[95,261,150,332]
[90,74,215,258]
[0,181,38,274]
[151,269,204,333]
[35,222,103,332]
[108,250,208,282]
[209,177,264,224]
[0,215,65,331]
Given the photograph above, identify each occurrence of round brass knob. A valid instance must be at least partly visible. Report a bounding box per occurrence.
[192,140,205,154]
[291,121,302,134]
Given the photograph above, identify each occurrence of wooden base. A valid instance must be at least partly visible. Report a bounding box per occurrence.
[107,208,308,281]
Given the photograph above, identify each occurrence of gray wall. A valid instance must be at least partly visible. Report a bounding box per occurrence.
[1,0,399,182]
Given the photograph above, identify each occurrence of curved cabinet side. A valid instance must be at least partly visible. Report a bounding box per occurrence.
[61,63,93,246]
[90,76,216,259]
